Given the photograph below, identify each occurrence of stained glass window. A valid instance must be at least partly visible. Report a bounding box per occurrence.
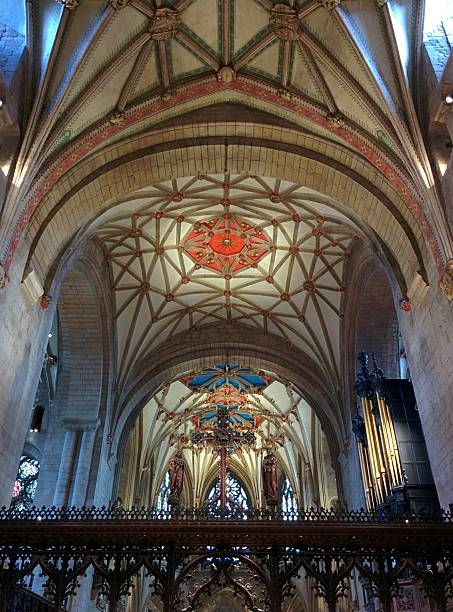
[281,476,298,518]
[206,473,250,518]
[156,471,170,512]
[11,455,40,511]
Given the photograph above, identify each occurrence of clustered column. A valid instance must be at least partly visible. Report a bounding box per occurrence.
[53,419,100,507]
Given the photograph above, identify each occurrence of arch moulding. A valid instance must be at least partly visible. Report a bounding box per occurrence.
[109,323,347,501]
[20,125,432,294]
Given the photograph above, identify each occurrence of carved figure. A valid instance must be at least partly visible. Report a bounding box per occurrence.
[168,451,185,504]
[270,4,300,41]
[217,66,236,83]
[149,8,179,41]
[262,451,278,505]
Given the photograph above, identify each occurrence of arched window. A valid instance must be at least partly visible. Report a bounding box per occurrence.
[155,471,170,512]
[281,476,298,518]
[11,455,40,511]
[206,473,250,518]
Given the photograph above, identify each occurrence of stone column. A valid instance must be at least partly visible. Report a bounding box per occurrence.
[52,429,77,507]
[70,422,99,507]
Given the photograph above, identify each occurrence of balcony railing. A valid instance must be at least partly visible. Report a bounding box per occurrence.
[0,506,452,611]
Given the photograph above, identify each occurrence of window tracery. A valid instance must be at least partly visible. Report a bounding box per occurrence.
[281,476,298,517]
[206,474,250,518]
[11,455,40,511]
[156,471,171,512]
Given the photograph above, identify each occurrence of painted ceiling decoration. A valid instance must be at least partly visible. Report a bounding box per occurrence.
[130,366,333,506]
[183,364,271,393]
[2,0,443,277]
[93,173,358,391]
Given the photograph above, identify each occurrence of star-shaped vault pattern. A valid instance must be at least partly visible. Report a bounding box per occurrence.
[93,173,358,391]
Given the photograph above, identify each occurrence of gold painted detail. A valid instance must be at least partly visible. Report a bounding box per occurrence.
[270,4,300,41]
[161,89,174,101]
[277,89,292,101]
[149,8,179,41]
[326,112,344,128]
[108,110,126,125]
[317,0,341,9]
[439,259,453,301]
[217,67,237,83]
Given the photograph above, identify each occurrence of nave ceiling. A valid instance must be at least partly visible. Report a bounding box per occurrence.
[2,0,449,281]
[92,173,358,394]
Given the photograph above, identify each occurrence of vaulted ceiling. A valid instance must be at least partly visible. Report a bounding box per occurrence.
[92,173,360,392]
[126,364,335,507]
[7,0,428,193]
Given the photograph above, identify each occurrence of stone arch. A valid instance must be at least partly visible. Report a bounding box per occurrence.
[109,324,347,503]
[34,248,113,507]
[342,241,401,415]
[21,125,434,294]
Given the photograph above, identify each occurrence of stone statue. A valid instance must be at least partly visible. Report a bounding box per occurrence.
[262,451,278,506]
[168,451,185,505]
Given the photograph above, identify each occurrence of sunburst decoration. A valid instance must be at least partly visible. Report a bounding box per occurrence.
[182,216,272,275]
[93,174,358,392]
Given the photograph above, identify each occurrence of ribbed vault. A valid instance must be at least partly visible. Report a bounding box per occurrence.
[119,365,337,510]
[93,173,358,391]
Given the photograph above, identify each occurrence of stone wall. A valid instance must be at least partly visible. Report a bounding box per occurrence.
[398,279,453,509]
[0,243,54,507]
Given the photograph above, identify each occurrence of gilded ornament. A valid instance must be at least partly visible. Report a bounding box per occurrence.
[270,4,300,41]
[326,112,344,128]
[108,110,125,125]
[149,8,179,41]
[110,0,130,8]
[161,89,174,101]
[0,262,8,289]
[439,259,453,301]
[317,0,341,9]
[217,66,236,83]
[277,88,292,101]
